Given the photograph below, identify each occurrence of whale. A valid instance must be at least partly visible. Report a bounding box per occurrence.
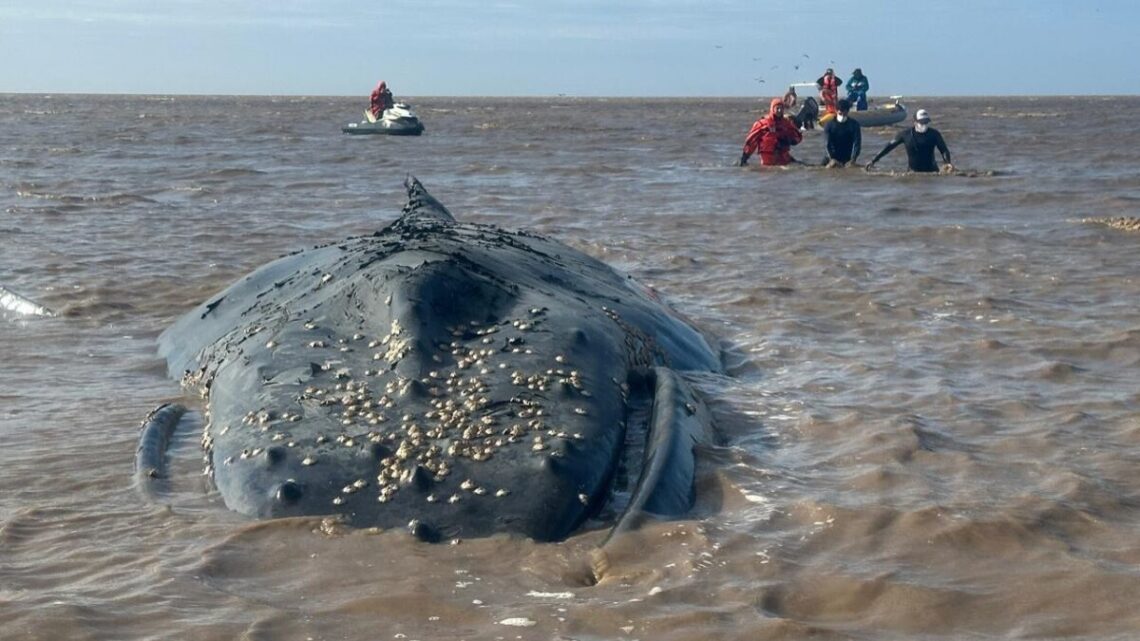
[151,177,722,542]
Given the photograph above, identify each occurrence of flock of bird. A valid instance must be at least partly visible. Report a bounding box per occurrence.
[709,48,839,86]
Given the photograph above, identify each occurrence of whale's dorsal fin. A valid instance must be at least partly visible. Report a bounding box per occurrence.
[399,176,457,224]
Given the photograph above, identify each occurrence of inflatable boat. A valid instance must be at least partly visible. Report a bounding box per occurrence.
[342,103,425,136]
[784,81,908,129]
[820,97,907,127]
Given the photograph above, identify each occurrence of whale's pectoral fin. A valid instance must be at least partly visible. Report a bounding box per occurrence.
[135,403,188,500]
[607,367,715,542]
[0,285,54,318]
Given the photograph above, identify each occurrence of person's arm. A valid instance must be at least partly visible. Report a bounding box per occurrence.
[784,120,803,146]
[822,122,835,159]
[851,124,862,164]
[868,132,904,166]
[935,131,951,164]
[740,120,764,165]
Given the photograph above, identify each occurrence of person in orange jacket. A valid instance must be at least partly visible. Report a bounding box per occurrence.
[739,98,804,166]
[369,81,395,119]
[816,68,843,115]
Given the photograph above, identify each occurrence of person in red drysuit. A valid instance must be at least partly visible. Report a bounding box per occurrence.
[739,98,803,166]
[369,81,394,118]
[816,68,843,115]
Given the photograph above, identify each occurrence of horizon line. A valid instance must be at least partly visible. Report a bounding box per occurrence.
[4,91,1138,99]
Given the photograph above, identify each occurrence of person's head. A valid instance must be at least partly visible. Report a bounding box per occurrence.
[853,68,863,77]
[914,108,931,132]
[769,97,785,117]
[836,99,851,122]
[825,68,834,76]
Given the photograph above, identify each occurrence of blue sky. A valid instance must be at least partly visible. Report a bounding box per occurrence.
[1,1,1136,96]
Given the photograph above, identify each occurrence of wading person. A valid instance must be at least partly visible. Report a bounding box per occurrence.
[822,99,862,167]
[739,98,803,166]
[866,109,953,173]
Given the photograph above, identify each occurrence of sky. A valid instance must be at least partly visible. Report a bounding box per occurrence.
[1,0,1137,97]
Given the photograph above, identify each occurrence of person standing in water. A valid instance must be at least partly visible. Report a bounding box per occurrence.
[866,109,954,173]
[822,99,862,167]
[739,98,803,166]
[845,68,870,111]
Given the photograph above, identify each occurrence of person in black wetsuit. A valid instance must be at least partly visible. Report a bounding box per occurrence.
[822,99,861,167]
[866,108,954,173]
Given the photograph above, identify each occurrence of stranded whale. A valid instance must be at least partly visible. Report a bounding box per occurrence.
[149,177,722,542]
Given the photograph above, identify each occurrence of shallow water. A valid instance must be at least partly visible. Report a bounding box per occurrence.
[2,93,1140,640]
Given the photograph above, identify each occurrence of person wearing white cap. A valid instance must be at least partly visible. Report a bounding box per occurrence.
[866,108,954,173]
